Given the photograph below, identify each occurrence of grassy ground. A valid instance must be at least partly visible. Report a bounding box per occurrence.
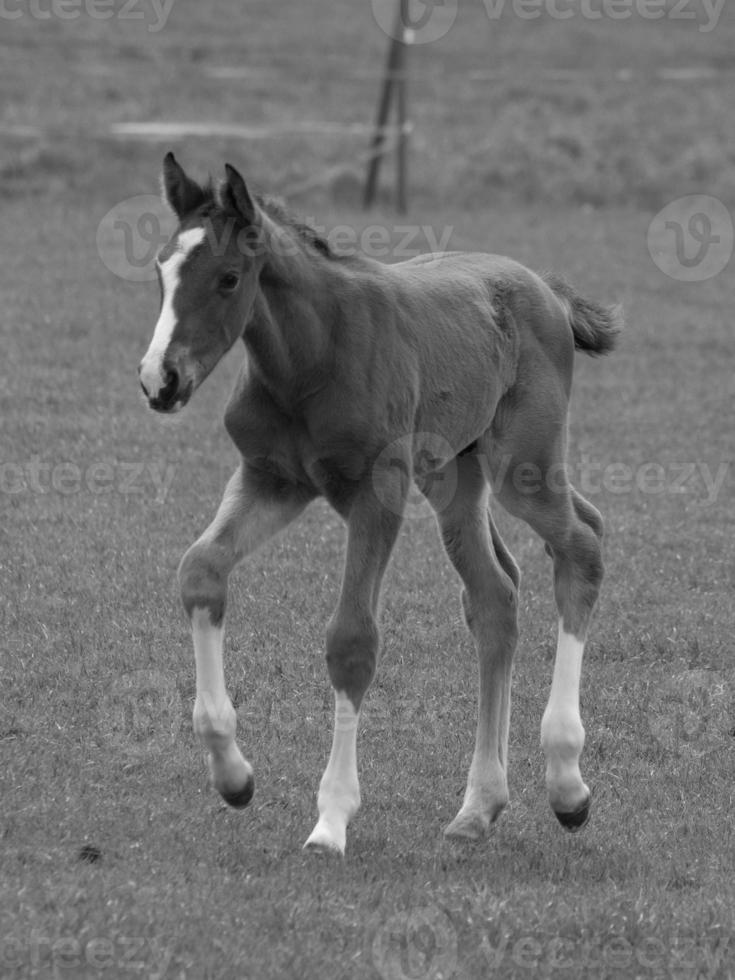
[2,2,735,979]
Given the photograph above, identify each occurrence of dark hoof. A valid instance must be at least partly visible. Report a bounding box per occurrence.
[554,795,591,832]
[221,776,254,809]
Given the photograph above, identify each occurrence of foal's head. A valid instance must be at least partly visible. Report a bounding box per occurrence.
[139,153,266,413]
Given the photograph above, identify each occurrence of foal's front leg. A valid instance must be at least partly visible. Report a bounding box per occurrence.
[178,463,309,807]
[304,484,404,855]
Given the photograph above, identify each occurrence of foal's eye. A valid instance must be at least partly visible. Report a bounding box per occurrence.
[219,273,240,292]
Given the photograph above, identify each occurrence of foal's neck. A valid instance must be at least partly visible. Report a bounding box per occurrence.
[245,229,345,408]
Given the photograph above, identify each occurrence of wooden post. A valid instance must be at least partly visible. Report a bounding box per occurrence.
[395,0,409,214]
[363,0,410,213]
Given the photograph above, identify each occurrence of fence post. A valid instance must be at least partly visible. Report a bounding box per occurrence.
[364,0,410,213]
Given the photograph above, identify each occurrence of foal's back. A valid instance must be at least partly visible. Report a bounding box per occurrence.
[351,250,575,454]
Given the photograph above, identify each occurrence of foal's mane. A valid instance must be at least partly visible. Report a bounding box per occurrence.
[256,194,334,259]
[201,178,334,259]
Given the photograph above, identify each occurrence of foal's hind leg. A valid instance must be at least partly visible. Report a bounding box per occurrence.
[178,463,310,807]
[494,448,603,831]
[428,454,520,840]
[540,488,603,829]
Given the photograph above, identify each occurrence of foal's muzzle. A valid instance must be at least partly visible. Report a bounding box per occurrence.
[138,362,193,413]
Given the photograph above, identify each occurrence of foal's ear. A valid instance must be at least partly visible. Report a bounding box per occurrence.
[161,152,207,219]
[221,163,257,224]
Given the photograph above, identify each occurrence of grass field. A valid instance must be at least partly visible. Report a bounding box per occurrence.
[2,2,735,978]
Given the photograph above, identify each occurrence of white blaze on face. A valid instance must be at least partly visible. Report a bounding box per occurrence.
[139,226,206,398]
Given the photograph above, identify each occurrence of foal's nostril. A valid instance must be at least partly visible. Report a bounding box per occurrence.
[138,363,150,398]
[160,367,179,401]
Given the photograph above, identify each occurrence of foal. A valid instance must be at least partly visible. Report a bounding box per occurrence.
[139,154,622,854]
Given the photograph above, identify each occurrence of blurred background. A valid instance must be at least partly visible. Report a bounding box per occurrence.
[2,0,734,209]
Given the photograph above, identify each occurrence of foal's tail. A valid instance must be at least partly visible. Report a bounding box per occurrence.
[542,272,623,357]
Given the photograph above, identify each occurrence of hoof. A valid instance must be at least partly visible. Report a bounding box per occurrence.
[220,775,254,809]
[303,821,346,856]
[444,812,491,841]
[303,838,344,857]
[553,794,591,832]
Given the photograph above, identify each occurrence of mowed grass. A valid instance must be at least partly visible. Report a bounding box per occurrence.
[2,2,735,979]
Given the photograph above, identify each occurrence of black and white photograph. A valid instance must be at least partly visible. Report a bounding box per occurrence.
[1,1,733,977]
